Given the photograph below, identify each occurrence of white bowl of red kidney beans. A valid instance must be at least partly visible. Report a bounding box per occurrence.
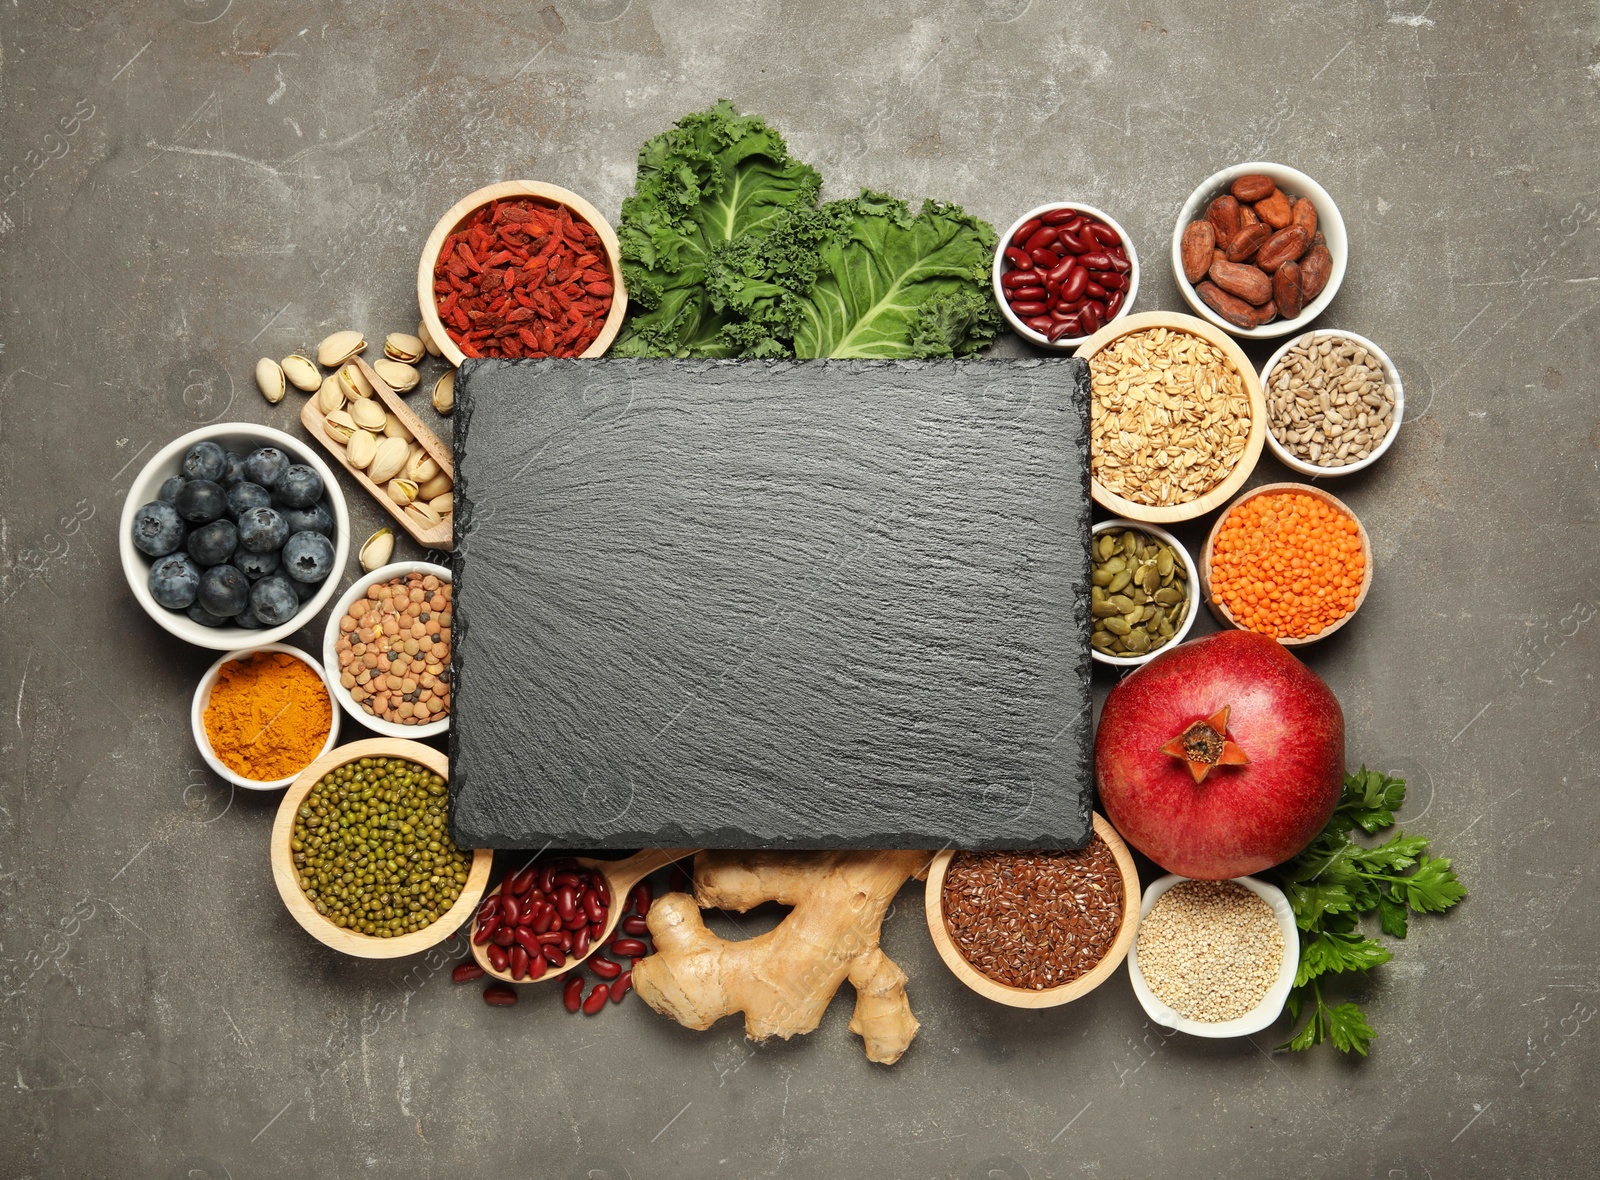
[992,203,1139,348]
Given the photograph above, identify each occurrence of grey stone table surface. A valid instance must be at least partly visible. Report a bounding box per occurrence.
[1,2,1597,1177]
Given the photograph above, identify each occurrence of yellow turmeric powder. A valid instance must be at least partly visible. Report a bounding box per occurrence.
[203,651,331,781]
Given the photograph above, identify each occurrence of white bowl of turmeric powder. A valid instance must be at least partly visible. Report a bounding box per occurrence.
[191,644,341,790]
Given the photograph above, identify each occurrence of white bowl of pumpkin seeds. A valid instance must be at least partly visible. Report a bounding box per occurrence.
[1090,519,1199,667]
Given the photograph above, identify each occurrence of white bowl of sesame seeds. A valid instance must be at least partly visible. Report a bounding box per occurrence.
[1126,874,1298,1038]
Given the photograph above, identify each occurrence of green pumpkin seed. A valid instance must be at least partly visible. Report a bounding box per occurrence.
[1097,535,1117,561]
[1107,570,1132,594]
[1092,599,1119,618]
[1102,556,1126,575]
[1154,586,1182,606]
[1124,629,1150,653]
[1121,532,1138,558]
[1104,616,1132,636]
[1091,568,1112,587]
[1157,549,1174,578]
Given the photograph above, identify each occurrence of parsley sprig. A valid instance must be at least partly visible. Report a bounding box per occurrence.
[1270,767,1467,1055]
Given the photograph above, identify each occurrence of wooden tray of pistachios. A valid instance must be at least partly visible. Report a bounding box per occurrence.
[300,353,454,550]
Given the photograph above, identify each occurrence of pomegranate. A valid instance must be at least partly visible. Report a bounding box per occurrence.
[1095,630,1344,879]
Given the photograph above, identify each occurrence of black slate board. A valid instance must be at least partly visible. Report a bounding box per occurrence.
[449,358,1092,850]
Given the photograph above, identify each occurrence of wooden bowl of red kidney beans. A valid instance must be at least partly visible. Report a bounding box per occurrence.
[992,203,1139,348]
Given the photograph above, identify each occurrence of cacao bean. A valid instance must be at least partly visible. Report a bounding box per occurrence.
[1239,204,1262,229]
[1274,260,1305,319]
[1291,197,1318,239]
[1206,194,1241,248]
[1181,220,1215,283]
[1255,189,1292,228]
[1255,225,1310,272]
[1196,280,1258,329]
[1226,222,1272,262]
[1301,241,1334,300]
[1230,174,1276,202]
[1209,259,1273,305]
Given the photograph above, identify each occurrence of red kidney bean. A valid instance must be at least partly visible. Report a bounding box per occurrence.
[483,983,518,1006]
[512,926,541,955]
[563,914,587,932]
[1098,271,1127,291]
[1057,230,1089,254]
[1010,286,1046,302]
[1024,226,1058,251]
[452,962,485,983]
[1077,251,1112,270]
[553,871,582,888]
[1085,281,1106,300]
[590,956,622,980]
[487,943,510,973]
[543,945,565,969]
[632,883,653,915]
[1009,302,1047,316]
[1046,256,1076,284]
[536,930,564,946]
[574,927,590,959]
[556,886,576,920]
[508,869,534,895]
[1088,223,1121,247]
[558,929,574,951]
[563,975,584,1013]
[611,971,632,1003]
[501,895,522,927]
[1040,207,1077,226]
[621,915,649,937]
[527,951,546,978]
[491,926,515,948]
[1026,247,1055,268]
[531,906,556,935]
[1106,290,1125,317]
[1001,269,1037,289]
[1106,252,1131,273]
[1079,304,1102,334]
[583,892,607,925]
[1011,217,1041,245]
[1049,318,1082,341]
[582,984,610,1014]
[510,945,530,980]
[1059,268,1088,303]
[1025,315,1053,333]
[473,914,500,945]
[476,895,500,923]
[610,937,647,958]
[1003,247,1031,269]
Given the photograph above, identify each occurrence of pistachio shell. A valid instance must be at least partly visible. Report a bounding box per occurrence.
[373,358,420,393]
[323,409,358,444]
[432,369,455,416]
[428,493,453,515]
[418,319,442,357]
[316,330,365,368]
[416,472,453,500]
[281,354,322,392]
[382,414,413,442]
[386,477,419,506]
[406,501,443,527]
[345,429,378,469]
[359,527,394,573]
[316,374,346,415]
[255,357,286,405]
[338,361,373,401]
[350,398,386,431]
[367,436,410,485]
[384,332,425,364]
[405,453,440,484]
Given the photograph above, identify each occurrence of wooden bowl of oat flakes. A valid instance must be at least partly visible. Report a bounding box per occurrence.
[1075,311,1266,524]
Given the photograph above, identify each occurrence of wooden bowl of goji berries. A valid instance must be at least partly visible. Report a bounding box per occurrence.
[417,180,627,367]
[1198,482,1372,647]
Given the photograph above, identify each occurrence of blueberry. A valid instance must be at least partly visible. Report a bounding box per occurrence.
[186,603,232,628]
[197,564,251,617]
[273,464,323,509]
[232,606,266,629]
[148,553,202,609]
[243,447,290,489]
[221,451,247,486]
[281,499,334,538]
[181,440,228,482]
[173,479,228,524]
[226,481,272,519]
[131,501,186,557]
[157,475,188,504]
[250,574,301,626]
[186,519,238,567]
[282,531,336,583]
[233,548,280,580]
[292,574,323,601]
[236,506,289,554]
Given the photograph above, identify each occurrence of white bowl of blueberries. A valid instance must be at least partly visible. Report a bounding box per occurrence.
[119,424,350,649]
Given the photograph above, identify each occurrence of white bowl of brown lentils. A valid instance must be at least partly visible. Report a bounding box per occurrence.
[1127,874,1298,1038]
[323,561,452,738]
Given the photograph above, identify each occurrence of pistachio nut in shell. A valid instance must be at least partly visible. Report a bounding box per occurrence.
[281,354,322,392]
[432,369,455,416]
[316,375,346,415]
[345,429,378,469]
[382,413,413,442]
[359,527,395,573]
[406,501,443,527]
[350,398,386,431]
[367,436,410,485]
[373,358,420,393]
[384,332,425,364]
[338,361,373,401]
[405,453,440,484]
[254,357,286,405]
[323,409,358,444]
[316,329,365,368]
[417,471,453,500]
[386,477,419,506]
[418,319,442,357]
[428,493,453,516]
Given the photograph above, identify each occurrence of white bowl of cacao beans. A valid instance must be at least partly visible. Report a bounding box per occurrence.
[1171,162,1348,340]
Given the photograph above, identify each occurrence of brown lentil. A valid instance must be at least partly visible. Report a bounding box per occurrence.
[941,840,1124,990]
[335,572,451,725]
[1135,880,1284,1022]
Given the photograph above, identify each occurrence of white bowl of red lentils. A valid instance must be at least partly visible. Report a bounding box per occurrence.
[323,561,452,739]
[1126,874,1298,1038]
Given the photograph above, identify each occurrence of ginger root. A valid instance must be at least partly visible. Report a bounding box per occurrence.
[632,850,930,1064]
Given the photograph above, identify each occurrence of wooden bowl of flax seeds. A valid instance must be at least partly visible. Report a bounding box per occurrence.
[925,814,1141,1008]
